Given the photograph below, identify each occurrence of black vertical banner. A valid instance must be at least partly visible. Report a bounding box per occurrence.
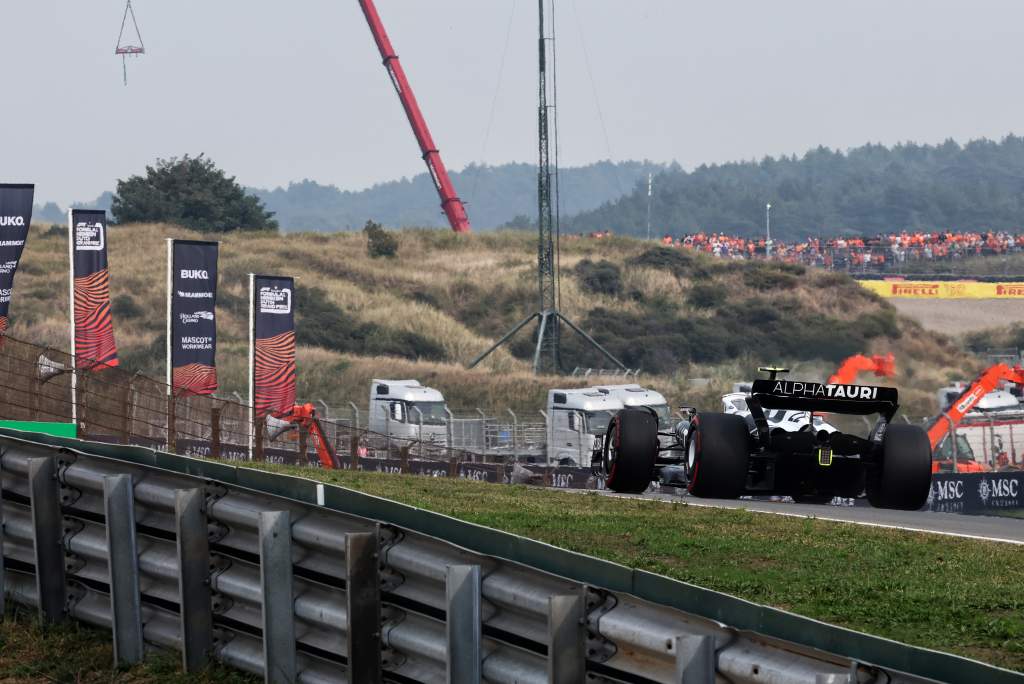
[170,240,218,395]
[0,184,34,335]
[71,209,118,368]
[252,275,296,417]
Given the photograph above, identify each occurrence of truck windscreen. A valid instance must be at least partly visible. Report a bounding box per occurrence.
[407,401,447,425]
[585,410,615,436]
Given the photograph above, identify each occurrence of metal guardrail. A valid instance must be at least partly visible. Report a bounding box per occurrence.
[0,428,1021,684]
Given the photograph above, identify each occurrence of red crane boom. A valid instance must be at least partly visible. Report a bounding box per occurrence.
[358,0,471,233]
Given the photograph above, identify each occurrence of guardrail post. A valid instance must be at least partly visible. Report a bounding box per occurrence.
[674,634,715,684]
[547,594,584,682]
[176,488,212,673]
[28,456,65,622]
[345,530,381,682]
[259,511,296,684]
[445,564,481,683]
[103,474,144,666]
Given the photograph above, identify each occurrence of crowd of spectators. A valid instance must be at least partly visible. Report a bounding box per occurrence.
[576,230,1024,271]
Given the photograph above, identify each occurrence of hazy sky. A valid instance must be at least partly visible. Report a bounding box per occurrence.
[5,1,1024,205]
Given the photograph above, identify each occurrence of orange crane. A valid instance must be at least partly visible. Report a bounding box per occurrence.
[926,363,1024,456]
[268,403,339,469]
[828,353,895,385]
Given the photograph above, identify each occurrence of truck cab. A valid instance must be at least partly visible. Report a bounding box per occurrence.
[368,379,449,446]
[589,384,673,430]
[546,389,624,466]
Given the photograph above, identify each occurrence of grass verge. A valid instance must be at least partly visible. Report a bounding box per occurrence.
[0,605,256,683]
[251,463,1024,672]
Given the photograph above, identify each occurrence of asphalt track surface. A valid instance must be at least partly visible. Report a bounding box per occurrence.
[595,486,1024,544]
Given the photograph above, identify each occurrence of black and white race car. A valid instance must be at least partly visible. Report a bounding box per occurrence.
[595,368,932,510]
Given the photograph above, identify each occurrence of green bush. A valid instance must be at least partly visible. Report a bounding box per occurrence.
[574,259,622,296]
[687,283,726,309]
[364,220,398,258]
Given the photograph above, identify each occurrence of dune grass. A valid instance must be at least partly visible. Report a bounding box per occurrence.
[247,462,1024,672]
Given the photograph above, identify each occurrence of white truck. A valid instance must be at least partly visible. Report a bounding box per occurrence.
[369,379,449,446]
[546,388,624,466]
[590,384,674,431]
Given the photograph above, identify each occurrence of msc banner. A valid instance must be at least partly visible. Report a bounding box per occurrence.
[926,471,1024,514]
[0,184,34,335]
[251,275,296,418]
[70,209,118,368]
[169,240,218,395]
[860,279,1024,299]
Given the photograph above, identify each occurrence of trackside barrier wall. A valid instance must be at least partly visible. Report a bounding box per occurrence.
[0,429,1021,684]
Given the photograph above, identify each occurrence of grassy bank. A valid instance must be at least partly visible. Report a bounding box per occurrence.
[10,223,976,417]
[253,463,1024,671]
[0,606,255,682]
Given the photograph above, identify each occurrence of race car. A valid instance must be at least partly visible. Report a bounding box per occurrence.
[595,367,932,510]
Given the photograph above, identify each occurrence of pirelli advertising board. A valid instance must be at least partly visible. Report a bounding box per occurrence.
[0,184,34,336]
[860,279,1024,299]
[169,240,219,395]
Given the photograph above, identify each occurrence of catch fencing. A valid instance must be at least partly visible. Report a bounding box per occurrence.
[1,429,1018,684]
[0,335,592,486]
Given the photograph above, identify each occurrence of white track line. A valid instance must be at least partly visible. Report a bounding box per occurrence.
[591,490,1024,545]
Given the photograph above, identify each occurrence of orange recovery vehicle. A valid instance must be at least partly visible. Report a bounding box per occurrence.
[926,363,1024,473]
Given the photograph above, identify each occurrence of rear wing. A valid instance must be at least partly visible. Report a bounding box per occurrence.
[750,379,898,420]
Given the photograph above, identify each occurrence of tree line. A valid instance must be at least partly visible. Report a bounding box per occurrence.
[566,136,1024,240]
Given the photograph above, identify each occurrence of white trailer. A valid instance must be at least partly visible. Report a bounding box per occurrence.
[369,379,449,446]
[546,389,624,466]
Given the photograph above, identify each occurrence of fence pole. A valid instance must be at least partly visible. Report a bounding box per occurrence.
[175,488,212,673]
[298,424,309,465]
[28,456,65,622]
[345,530,381,682]
[259,511,296,683]
[316,399,330,420]
[211,405,222,459]
[445,565,482,683]
[348,402,359,431]
[103,474,144,666]
[413,406,424,460]
[507,408,518,461]
[947,415,958,473]
[254,416,265,462]
[444,407,454,459]
[350,427,359,470]
[167,392,177,453]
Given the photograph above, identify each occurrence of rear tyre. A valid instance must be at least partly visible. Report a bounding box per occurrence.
[603,408,659,494]
[866,424,932,510]
[687,413,750,499]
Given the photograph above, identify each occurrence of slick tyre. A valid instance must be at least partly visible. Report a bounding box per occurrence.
[866,424,932,510]
[687,413,750,499]
[603,408,659,494]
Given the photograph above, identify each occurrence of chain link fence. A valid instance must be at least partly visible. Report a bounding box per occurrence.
[0,335,597,489]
